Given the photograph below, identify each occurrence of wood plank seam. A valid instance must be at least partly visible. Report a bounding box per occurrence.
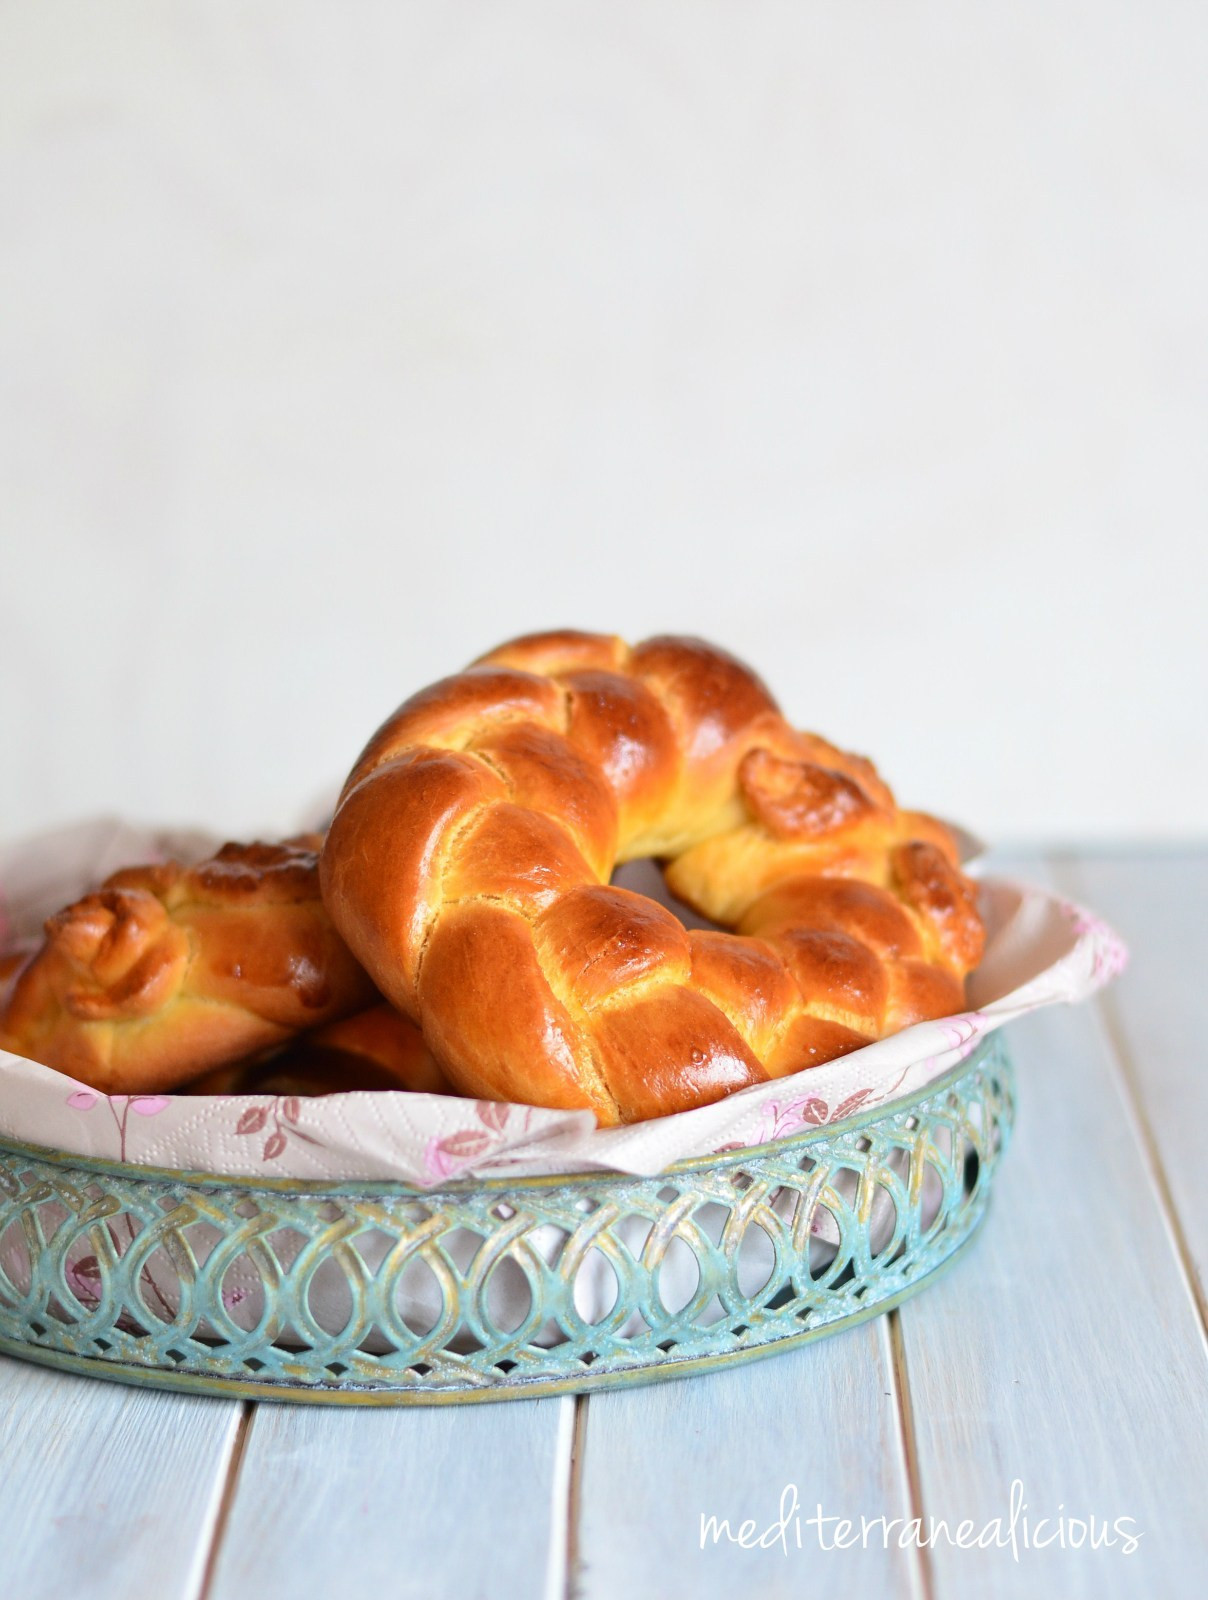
[885,1311,935,1600]
[1088,985,1208,1352]
[1049,858,1208,1356]
[193,1401,255,1600]
[560,1395,589,1600]
[542,1395,577,1600]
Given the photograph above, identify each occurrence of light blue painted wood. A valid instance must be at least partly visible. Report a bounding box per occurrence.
[574,1320,920,1600]
[1055,850,1208,1312]
[895,852,1208,1600]
[0,1353,241,1600]
[205,1395,571,1600]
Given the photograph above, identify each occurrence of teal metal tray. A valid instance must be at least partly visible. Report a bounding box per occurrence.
[0,1033,1014,1403]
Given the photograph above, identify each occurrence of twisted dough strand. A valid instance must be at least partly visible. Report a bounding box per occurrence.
[321,631,984,1125]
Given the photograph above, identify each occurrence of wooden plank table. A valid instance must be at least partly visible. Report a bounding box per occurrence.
[2,848,1205,1599]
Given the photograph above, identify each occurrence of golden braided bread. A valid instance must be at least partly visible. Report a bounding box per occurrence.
[320,630,985,1125]
[0,837,376,1093]
[186,1004,454,1097]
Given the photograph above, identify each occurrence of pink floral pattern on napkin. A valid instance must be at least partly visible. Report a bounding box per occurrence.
[1059,899,1130,985]
[424,1100,527,1181]
[749,1072,909,1147]
[65,1088,169,1160]
[232,1095,322,1162]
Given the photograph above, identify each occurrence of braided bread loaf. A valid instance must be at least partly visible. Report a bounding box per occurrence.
[186,1004,454,1097]
[320,631,984,1125]
[0,837,376,1092]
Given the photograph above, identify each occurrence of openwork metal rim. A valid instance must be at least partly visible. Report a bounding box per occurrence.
[0,1035,1014,1404]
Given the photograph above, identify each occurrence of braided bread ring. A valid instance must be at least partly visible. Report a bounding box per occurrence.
[0,837,376,1092]
[320,632,984,1125]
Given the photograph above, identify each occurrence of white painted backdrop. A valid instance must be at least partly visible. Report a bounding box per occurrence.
[2,0,1205,847]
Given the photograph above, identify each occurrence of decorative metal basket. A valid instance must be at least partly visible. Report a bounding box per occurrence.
[0,1033,1013,1403]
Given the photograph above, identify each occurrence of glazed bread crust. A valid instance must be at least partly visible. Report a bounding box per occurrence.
[321,631,985,1126]
[0,837,376,1092]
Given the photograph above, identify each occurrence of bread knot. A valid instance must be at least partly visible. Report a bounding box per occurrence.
[738,749,886,839]
[47,887,190,1022]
